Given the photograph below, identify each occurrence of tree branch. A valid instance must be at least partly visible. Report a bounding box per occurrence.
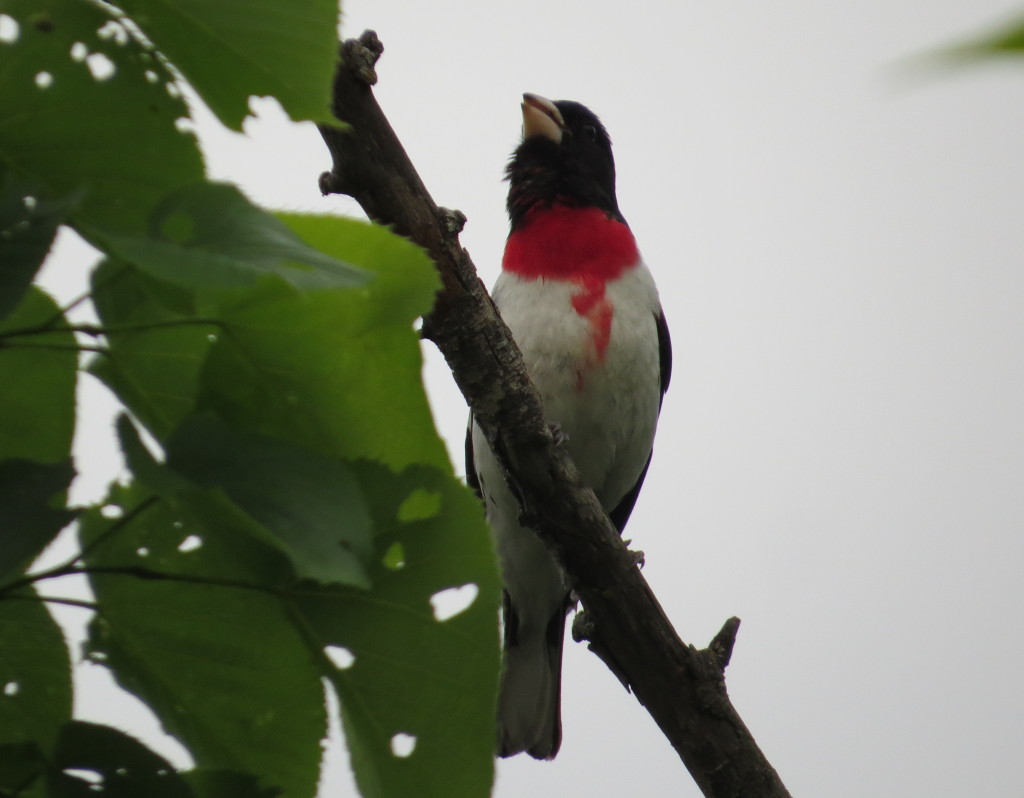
[317,30,791,798]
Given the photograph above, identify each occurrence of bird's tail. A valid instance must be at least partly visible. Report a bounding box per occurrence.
[497,590,571,759]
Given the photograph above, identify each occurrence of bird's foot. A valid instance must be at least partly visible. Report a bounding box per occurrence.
[548,422,569,446]
[572,610,631,692]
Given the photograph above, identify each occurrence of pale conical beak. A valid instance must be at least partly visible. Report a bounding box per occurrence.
[521,93,564,143]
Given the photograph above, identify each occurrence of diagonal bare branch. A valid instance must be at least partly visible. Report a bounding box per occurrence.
[317,30,791,798]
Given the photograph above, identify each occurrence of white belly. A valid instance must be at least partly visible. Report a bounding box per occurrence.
[471,263,663,615]
[490,264,662,507]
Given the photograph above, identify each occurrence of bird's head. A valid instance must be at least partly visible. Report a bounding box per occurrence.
[506,94,621,228]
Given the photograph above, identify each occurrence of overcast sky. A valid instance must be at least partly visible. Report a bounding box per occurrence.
[39,0,1024,796]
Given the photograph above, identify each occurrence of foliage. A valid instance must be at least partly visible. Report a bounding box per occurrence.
[927,9,1024,63]
[0,1,500,797]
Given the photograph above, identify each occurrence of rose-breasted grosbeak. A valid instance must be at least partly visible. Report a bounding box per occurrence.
[468,94,671,759]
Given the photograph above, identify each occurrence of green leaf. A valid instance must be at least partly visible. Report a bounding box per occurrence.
[93,183,369,292]
[0,0,204,233]
[114,412,372,588]
[0,172,75,321]
[51,721,191,798]
[954,14,1024,57]
[90,261,217,441]
[201,215,445,471]
[112,0,340,130]
[0,288,76,463]
[80,483,324,798]
[923,12,1024,66]
[296,463,500,798]
[277,213,441,324]
[182,769,282,798]
[0,459,75,583]
[0,594,72,755]
[0,741,46,795]
[165,415,374,588]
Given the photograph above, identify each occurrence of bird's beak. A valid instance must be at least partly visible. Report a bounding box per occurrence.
[521,93,564,144]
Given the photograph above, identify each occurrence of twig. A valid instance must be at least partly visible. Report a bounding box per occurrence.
[0,497,159,597]
[1,593,100,612]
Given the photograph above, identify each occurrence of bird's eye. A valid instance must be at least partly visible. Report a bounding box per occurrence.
[582,124,597,142]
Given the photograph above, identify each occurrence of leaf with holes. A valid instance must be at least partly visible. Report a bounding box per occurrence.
[0,593,72,757]
[112,0,339,130]
[114,412,375,589]
[0,0,204,233]
[51,721,192,798]
[79,481,323,798]
[0,288,76,463]
[295,462,500,798]
[0,171,76,321]
[164,414,375,588]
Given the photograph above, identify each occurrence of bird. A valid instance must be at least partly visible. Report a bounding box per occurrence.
[466,93,671,759]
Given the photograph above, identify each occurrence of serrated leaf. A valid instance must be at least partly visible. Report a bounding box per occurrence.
[295,463,499,798]
[0,458,76,583]
[93,183,369,292]
[0,288,76,463]
[165,414,373,588]
[0,594,72,755]
[79,482,324,798]
[277,213,440,323]
[51,721,191,798]
[0,172,76,321]
[200,215,444,471]
[114,412,372,589]
[90,261,217,441]
[0,0,204,233]
[182,769,282,798]
[114,414,193,498]
[113,0,339,130]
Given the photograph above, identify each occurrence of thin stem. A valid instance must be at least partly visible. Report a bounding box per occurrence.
[39,595,99,611]
[0,341,108,355]
[0,593,99,612]
[55,287,94,320]
[0,497,159,596]
[0,318,221,341]
[78,318,224,336]
[73,564,291,598]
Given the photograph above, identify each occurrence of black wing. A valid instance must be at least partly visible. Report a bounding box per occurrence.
[465,421,482,499]
[656,307,672,403]
[608,308,671,532]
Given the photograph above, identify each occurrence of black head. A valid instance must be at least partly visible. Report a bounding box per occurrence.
[506,95,623,230]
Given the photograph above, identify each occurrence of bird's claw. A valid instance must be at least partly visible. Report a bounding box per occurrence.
[572,610,631,691]
[548,423,569,446]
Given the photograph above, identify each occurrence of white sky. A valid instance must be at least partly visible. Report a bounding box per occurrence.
[37,0,1024,796]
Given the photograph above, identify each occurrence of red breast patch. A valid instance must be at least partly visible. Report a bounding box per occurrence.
[503,205,637,378]
[502,205,638,283]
